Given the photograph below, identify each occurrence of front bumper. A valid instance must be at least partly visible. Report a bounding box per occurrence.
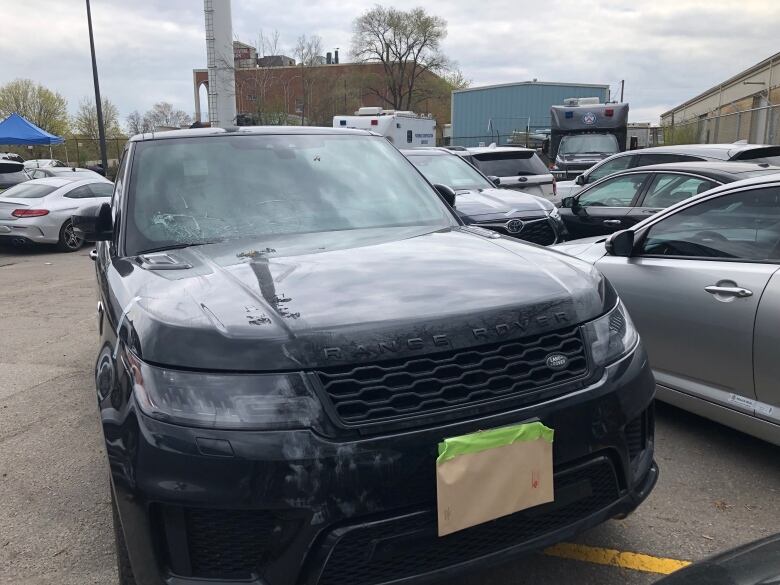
[105,344,656,585]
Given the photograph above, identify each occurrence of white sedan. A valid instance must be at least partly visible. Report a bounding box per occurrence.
[0,177,113,251]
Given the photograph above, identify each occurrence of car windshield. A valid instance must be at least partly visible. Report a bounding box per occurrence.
[0,171,31,190]
[407,153,492,190]
[126,134,455,255]
[560,134,619,155]
[472,151,549,177]
[0,182,56,198]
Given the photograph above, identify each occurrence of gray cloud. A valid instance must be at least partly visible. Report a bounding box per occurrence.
[1,0,778,126]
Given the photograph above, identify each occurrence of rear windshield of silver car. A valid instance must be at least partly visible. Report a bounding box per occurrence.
[0,182,57,198]
[472,151,549,177]
[125,134,456,255]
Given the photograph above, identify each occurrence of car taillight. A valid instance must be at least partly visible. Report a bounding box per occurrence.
[12,209,49,217]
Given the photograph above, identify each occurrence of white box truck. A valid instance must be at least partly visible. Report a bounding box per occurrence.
[334,107,436,147]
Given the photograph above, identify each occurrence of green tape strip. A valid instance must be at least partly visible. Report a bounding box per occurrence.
[437,421,554,465]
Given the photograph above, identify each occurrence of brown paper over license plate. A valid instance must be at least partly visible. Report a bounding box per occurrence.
[436,422,554,536]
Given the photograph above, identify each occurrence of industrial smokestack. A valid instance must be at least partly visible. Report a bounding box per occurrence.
[204,0,236,128]
[334,49,339,64]
[326,52,332,65]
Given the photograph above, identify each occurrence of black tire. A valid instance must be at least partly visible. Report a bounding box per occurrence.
[56,219,84,252]
[111,488,138,585]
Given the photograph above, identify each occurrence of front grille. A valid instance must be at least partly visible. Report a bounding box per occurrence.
[183,508,277,579]
[316,326,588,426]
[478,218,557,245]
[316,456,620,585]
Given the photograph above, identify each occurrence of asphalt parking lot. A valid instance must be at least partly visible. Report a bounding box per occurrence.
[1,245,779,585]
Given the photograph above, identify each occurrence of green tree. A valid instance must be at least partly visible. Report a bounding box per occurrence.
[72,97,122,140]
[351,6,449,110]
[0,78,69,136]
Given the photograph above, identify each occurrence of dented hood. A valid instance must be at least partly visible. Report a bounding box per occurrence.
[111,227,610,371]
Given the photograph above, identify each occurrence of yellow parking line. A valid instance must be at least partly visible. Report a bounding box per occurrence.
[543,543,692,574]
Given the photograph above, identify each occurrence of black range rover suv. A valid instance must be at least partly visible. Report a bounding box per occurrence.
[74,127,657,585]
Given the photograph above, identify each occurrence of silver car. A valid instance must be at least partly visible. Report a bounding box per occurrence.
[0,177,113,251]
[553,173,780,445]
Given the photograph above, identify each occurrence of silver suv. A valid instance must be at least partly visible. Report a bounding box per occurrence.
[460,146,557,203]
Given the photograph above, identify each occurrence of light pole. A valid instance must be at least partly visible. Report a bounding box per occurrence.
[85,0,107,171]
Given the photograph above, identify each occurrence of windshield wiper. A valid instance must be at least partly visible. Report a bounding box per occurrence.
[136,240,223,255]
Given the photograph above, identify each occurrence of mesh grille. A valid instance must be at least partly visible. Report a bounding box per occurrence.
[625,412,647,461]
[316,457,620,585]
[479,218,557,245]
[316,326,588,426]
[184,508,276,579]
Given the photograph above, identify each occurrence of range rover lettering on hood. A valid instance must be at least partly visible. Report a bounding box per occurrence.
[323,311,571,361]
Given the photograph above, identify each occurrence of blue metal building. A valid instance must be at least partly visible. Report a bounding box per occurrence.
[451,81,610,147]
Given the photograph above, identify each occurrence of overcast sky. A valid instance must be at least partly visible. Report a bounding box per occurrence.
[2,0,779,126]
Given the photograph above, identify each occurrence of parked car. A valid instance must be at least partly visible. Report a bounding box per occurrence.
[0,177,113,251]
[552,172,780,445]
[656,532,780,585]
[73,126,656,585]
[27,166,105,180]
[23,158,68,169]
[462,145,558,203]
[0,159,31,193]
[557,143,780,200]
[559,162,780,239]
[402,148,566,244]
[1,152,25,163]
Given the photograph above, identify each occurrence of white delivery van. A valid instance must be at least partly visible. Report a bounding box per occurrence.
[334,107,436,147]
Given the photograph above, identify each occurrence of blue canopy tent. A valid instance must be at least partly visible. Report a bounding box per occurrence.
[0,113,66,160]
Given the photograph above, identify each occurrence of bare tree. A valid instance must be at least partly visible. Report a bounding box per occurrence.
[145,102,192,129]
[126,110,153,135]
[257,28,281,57]
[294,34,324,66]
[351,6,449,110]
[73,97,121,140]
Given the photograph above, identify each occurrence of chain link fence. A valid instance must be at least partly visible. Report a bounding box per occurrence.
[663,103,780,146]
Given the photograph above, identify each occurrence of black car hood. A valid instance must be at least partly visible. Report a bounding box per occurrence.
[454,187,551,218]
[111,227,609,371]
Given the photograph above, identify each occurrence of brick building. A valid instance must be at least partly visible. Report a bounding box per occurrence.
[193,60,454,133]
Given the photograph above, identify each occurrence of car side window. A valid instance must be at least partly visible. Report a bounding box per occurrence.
[88,183,114,198]
[64,186,92,199]
[641,186,780,261]
[577,173,648,207]
[635,153,702,167]
[641,174,718,208]
[587,155,635,181]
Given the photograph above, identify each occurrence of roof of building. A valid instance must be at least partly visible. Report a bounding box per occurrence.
[661,50,780,117]
[453,80,610,95]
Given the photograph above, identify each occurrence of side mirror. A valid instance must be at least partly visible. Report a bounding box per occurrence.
[488,176,501,186]
[561,196,576,209]
[575,174,586,186]
[72,202,113,242]
[605,229,634,257]
[433,183,457,207]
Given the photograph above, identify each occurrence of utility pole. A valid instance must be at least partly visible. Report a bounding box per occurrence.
[620,79,625,103]
[85,0,107,171]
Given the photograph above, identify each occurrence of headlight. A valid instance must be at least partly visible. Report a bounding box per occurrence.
[548,206,560,220]
[582,301,638,367]
[126,352,321,430]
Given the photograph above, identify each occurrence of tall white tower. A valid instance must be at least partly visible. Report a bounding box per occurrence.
[204,0,237,128]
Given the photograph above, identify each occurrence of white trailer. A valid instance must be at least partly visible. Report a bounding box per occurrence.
[333,107,436,147]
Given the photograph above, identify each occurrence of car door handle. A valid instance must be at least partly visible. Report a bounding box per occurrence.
[603,219,622,226]
[704,285,753,298]
[89,249,98,262]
